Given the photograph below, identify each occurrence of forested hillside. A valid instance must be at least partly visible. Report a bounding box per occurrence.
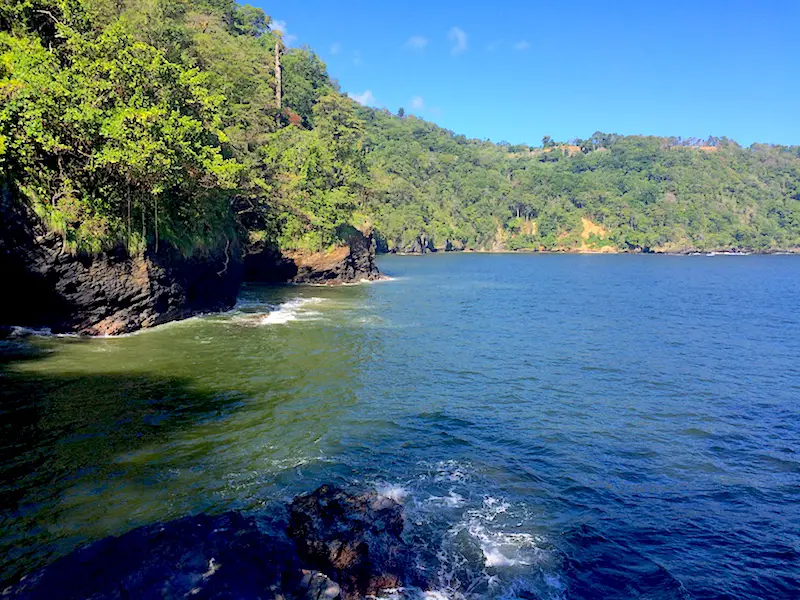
[360,113,800,253]
[1,0,365,256]
[3,0,800,257]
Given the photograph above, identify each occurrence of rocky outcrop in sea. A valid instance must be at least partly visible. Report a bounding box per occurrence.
[244,229,381,285]
[6,486,416,600]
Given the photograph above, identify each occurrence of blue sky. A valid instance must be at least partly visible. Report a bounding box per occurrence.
[259,0,799,147]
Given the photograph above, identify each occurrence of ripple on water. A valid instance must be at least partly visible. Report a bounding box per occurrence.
[2,255,800,598]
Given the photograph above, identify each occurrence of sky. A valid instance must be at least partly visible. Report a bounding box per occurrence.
[259,0,800,147]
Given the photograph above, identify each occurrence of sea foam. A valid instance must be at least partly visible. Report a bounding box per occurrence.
[260,297,324,325]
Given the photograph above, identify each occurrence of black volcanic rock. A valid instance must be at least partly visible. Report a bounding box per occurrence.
[5,487,420,600]
[0,195,242,335]
[6,512,293,600]
[244,229,381,285]
[288,485,419,599]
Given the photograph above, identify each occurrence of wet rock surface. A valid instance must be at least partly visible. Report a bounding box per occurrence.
[4,487,415,600]
[288,485,419,599]
[0,197,242,335]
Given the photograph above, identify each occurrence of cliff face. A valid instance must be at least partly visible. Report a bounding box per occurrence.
[1,193,382,335]
[0,197,243,336]
[244,229,381,285]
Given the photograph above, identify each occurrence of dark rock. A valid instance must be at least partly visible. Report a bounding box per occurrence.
[0,195,242,335]
[288,485,419,599]
[245,229,381,285]
[5,512,294,600]
[243,241,299,283]
[448,239,465,251]
[295,570,342,600]
[4,487,420,600]
[396,235,433,255]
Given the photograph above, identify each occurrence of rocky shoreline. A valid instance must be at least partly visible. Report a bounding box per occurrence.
[6,486,419,600]
[384,246,800,256]
[245,229,382,285]
[0,198,381,336]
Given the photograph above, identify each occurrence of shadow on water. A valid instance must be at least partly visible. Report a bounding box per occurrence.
[0,338,250,586]
[6,510,299,600]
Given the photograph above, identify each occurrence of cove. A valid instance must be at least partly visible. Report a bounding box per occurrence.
[1,254,799,599]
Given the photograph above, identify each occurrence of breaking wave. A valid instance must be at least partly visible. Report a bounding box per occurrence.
[260,297,325,325]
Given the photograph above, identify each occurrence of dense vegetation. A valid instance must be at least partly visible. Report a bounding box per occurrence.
[2,0,799,256]
[361,116,800,252]
[0,0,364,254]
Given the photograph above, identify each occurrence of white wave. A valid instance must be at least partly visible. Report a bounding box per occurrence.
[6,326,53,337]
[425,491,465,508]
[449,497,542,571]
[420,460,473,483]
[365,275,399,283]
[377,483,410,504]
[376,589,454,600]
[482,547,520,568]
[260,297,325,325]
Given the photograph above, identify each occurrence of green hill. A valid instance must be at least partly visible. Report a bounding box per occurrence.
[2,0,799,259]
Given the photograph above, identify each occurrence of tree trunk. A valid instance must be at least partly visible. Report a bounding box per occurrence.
[275,39,282,110]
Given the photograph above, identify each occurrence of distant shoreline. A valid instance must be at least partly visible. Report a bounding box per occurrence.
[384,248,800,257]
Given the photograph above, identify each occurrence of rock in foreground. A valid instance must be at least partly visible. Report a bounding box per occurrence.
[6,486,416,600]
[289,485,419,598]
[7,512,292,599]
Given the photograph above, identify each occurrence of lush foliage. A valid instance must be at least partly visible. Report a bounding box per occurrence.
[2,0,799,256]
[359,111,800,252]
[0,0,361,253]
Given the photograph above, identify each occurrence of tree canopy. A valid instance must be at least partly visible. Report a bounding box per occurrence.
[2,0,798,256]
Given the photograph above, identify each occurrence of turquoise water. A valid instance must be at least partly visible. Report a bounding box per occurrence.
[1,254,799,598]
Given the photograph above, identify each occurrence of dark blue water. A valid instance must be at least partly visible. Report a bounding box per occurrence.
[2,254,799,598]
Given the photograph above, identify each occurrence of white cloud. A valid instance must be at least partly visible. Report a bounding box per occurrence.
[447,26,468,55]
[270,19,297,45]
[411,96,425,110]
[405,36,429,50]
[514,40,530,51]
[348,90,376,106]
[330,42,341,55]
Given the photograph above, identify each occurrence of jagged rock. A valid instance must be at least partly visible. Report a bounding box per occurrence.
[446,239,465,252]
[5,487,420,600]
[395,235,432,254]
[245,229,381,285]
[0,196,242,335]
[296,570,342,600]
[288,485,418,599]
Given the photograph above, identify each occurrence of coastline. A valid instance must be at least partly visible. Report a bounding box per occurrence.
[385,247,800,257]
